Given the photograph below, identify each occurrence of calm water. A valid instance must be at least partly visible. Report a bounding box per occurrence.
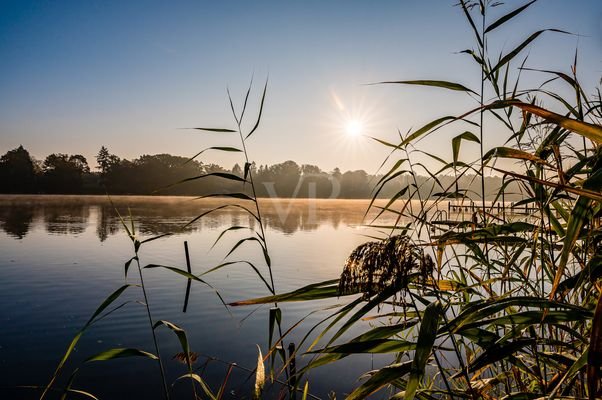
[0,195,404,399]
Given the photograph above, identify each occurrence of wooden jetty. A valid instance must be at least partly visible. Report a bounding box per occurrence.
[447,201,539,215]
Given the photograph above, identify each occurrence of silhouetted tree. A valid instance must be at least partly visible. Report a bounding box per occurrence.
[204,163,226,173]
[231,163,242,176]
[301,164,322,175]
[96,146,120,186]
[340,170,370,198]
[0,146,36,193]
[298,164,333,197]
[42,153,90,193]
[0,146,521,199]
[266,160,301,197]
[103,154,206,194]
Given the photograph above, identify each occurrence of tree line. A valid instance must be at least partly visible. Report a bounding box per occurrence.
[0,145,521,199]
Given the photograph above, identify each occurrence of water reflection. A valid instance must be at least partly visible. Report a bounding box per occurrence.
[0,204,34,239]
[43,203,89,235]
[95,205,119,242]
[0,196,377,240]
[0,195,391,400]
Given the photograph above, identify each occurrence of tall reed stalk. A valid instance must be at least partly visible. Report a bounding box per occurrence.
[184,78,302,396]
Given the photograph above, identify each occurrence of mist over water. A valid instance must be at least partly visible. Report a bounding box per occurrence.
[0,195,409,399]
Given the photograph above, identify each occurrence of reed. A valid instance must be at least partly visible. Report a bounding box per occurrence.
[232,1,602,399]
[185,78,302,397]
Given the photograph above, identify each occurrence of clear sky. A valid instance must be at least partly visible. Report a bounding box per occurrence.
[1,0,600,173]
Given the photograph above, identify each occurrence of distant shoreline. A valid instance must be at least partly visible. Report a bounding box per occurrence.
[0,193,384,202]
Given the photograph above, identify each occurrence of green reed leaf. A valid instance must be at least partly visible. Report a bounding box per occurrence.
[405,301,441,400]
[314,339,415,354]
[458,0,483,48]
[301,381,309,400]
[86,285,133,326]
[510,100,602,144]
[246,79,268,139]
[460,309,591,331]
[18,385,99,400]
[445,296,588,333]
[144,264,209,285]
[153,320,192,368]
[550,195,592,298]
[588,291,602,398]
[189,127,237,132]
[452,131,480,165]
[306,320,418,370]
[63,389,99,400]
[227,87,240,125]
[467,338,535,373]
[240,76,254,124]
[196,192,255,201]
[211,226,250,249]
[484,0,537,33]
[85,348,158,362]
[369,136,401,149]
[229,279,340,305]
[492,167,602,203]
[202,260,272,293]
[174,373,217,400]
[550,168,602,297]
[182,204,259,230]
[184,146,242,165]
[37,282,136,397]
[154,172,246,193]
[124,256,138,279]
[548,348,588,398]
[401,116,456,147]
[484,146,550,166]
[488,29,569,77]
[268,307,281,350]
[347,361,413,400]
[373,80,477,95]
[224,236,264,259]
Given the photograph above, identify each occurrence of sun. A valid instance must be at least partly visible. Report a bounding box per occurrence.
[345,119,363,137]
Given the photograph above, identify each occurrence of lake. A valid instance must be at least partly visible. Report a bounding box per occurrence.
[0,195,409,399]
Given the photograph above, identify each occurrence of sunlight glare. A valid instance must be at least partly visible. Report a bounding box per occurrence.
[345,119,362,137]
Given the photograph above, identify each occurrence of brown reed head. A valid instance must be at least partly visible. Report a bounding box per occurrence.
[338,235,434,298]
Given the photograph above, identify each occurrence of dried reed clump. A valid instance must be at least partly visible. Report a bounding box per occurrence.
[338,235,433,298]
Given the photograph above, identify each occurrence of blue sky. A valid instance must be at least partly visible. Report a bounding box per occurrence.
[0,0,600,172]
